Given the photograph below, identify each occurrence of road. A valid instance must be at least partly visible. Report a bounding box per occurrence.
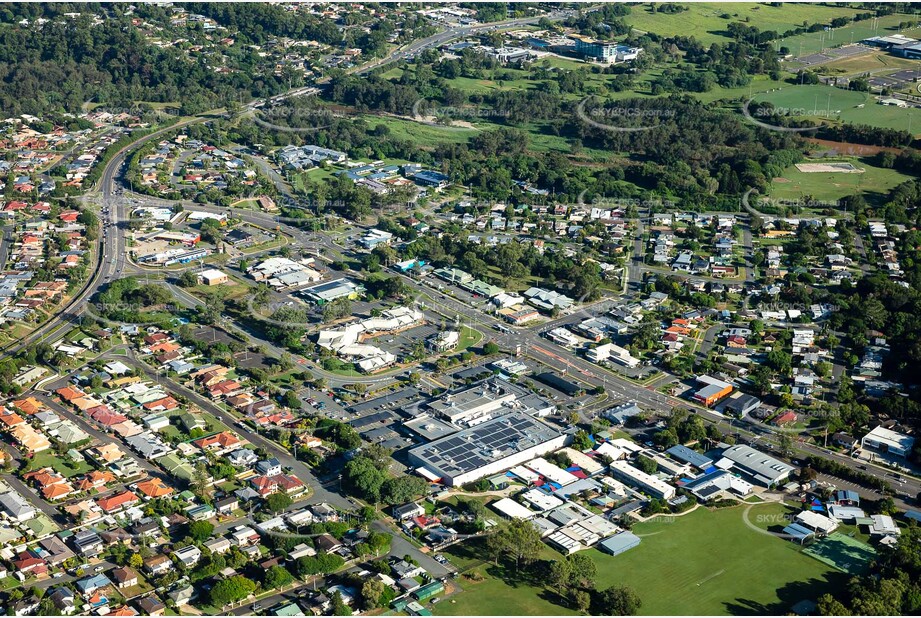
[115,183,920,507]
[352,8,588,76]
[0,116,210,357]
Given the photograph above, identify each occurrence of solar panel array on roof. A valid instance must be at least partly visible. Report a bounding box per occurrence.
[409,412,561,475]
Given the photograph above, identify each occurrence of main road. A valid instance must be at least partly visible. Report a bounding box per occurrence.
[352,7,589,76]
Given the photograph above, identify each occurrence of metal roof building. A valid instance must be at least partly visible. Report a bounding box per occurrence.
[666,445,714,470]
[597,531,641,556]
[718,444,794,487]
[408,412,566,487]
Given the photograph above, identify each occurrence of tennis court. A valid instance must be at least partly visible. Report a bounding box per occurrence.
[803,532,876,575]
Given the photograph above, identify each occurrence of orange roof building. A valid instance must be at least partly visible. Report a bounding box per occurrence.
[97,490,139,513]
[193,431,241,453]
[42,482,75,501]
[12,397,43,415]
[56,386,86,401]
[136,478,173,498]
[77,470,116,492]
[0,410,25,428]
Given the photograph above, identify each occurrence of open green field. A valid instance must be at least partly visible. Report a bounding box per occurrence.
[437,503,844,616]
[815,50,921,78]
[360,115,476,144]
[780,15,921,58]
[752,84,918,132]
[624,3,864,47]
[767,157,913,203]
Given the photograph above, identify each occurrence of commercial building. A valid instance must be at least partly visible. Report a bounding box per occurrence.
[692,375,734,407]
[316,306,422,373]
[602,402,643,425]
[860,426,915,458]
[524,287,574,312]
[426,330,459,353]
[608,460,676,500]
[411,170,451,189]
[277,144,347,169]
[408,412,566,487]
[358,228,393,250]
[724,393,761,417]
[139,248,209,266]
[535,372,584,397]
[301,278,365,304]
[426,378,554,426]
[197,268,229,286]
[491,497,537,520]
[586,342,640,368]
[572,35,642,63]
[794,511,839,535]
[717,444,793,487]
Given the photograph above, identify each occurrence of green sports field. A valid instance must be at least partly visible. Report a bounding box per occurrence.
[780,14,921,58]
[767,158,914,203]
[751,84,918,132]
[436,503,845,616]
[624,3,865,46]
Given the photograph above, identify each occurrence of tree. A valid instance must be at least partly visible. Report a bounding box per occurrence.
[572,589,592,613]
[188,520,214,542]
[487,519,543,570]
[264,565,294,590]
[635,455,658,475]
[549,558,572,594]
[266,492,293,514]
[331,591,351,616]
[192,460,211,500]
[178,271,198,287]
[594,585,642,616]
[209,575,256,607]
[816,593,849,616]
[571,430,593,451]
[778,432,794,457]
[380,475,428,505]
[361,578,386,610]
[653,428,679,449]
[483,341,500,355]
[295,553,344,577]
[344,456,387,502]
[567,553,597,589]
[549,552,598,598]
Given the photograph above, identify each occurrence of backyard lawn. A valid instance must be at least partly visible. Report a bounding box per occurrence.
[437,503,846,616]
[27,450,94,478]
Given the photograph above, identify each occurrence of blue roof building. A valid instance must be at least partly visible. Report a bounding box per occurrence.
[597,531,641,556]
[666,445,714,470]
